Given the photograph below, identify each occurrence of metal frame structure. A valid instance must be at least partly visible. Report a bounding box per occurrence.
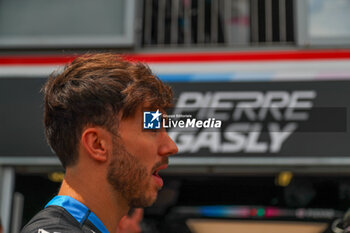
[2,157,350,175]
[141,0,294,47]
[0,167,15,233]
[10,193,24,233]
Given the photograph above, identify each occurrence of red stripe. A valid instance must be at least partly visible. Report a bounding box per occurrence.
[0,55,78,65]
[125,50,350,63]
[0,49,350,65]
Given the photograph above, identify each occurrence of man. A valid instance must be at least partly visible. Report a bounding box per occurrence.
[21,53,178,233]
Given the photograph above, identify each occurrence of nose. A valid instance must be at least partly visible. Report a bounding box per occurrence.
[158,132,178,156]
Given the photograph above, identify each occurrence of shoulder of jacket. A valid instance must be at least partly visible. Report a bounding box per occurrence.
[20,206,83,233]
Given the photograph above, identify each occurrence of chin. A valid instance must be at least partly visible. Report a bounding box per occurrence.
[129,187,159,208]
[144,188,159,206]
[129,195,157,208]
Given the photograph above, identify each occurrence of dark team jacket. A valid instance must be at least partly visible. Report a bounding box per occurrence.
[20,196,109,233]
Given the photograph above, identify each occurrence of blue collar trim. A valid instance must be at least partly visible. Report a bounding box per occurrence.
[45,195,109,233]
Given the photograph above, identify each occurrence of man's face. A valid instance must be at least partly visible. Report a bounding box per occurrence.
[107,107,178,208]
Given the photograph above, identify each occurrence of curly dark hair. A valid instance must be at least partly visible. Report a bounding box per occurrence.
[43,53,173,168]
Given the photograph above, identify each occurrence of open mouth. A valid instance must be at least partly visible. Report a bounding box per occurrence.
[152,170,161,178]
[152,164,168,187]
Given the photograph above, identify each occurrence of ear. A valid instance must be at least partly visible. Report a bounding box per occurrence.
[81,127,111,163]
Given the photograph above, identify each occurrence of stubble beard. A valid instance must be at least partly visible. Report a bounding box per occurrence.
[106,137,158,208]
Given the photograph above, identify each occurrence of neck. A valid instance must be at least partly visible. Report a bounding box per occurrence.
[58,170,129,233]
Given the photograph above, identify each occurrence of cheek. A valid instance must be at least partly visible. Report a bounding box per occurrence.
[124,136,159,163]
